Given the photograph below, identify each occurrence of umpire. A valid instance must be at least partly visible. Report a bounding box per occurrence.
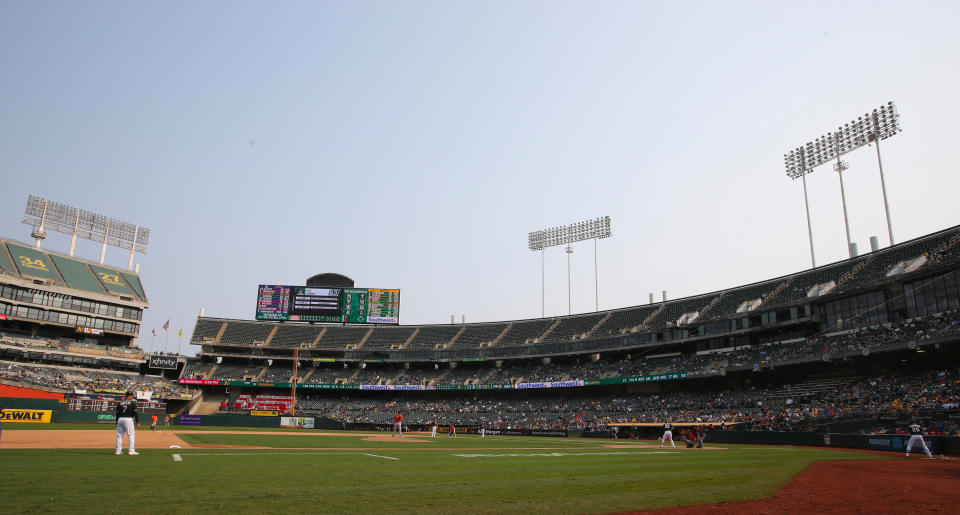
[115,391,139,455]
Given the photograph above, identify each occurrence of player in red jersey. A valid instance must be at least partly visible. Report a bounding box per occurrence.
[392,413,404,437]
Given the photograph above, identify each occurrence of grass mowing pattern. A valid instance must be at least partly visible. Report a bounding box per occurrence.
[0,431,889,514]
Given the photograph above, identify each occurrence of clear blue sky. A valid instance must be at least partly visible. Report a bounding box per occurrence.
[2,1,959,355]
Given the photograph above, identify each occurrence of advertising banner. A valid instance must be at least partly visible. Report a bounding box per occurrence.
[179,415,202,426]
[0,409,53,423]
[250,410,279,417]
[298,384,359,390]
[584,372,688,386]
[866,435,939,453]
[433,384,512,390]
[97,414,117,424]
[281,417,315,429]
[516,380,584,389]
[179,378,221,386]
[149,355,179,370]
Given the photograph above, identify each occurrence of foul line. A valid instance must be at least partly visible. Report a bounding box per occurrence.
[171,452,398,462]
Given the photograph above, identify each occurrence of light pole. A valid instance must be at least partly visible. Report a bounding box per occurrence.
[529,216,611,317]
[783,101,901,262]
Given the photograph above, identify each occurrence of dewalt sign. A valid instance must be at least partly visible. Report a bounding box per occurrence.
[0,409,53,423]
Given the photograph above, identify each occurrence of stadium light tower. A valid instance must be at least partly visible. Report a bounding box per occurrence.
[784,101,901,263]
[528,216,611,316]
[22,195,150,271]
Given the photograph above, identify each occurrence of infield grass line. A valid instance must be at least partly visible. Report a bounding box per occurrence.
[170,451,400,460]
[452,451,682,458]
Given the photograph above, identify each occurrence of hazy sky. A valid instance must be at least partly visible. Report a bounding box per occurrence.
[2,1,959,356]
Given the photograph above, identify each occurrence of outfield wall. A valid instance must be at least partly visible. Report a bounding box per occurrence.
[705,430,959,455]
[0,384,65,400]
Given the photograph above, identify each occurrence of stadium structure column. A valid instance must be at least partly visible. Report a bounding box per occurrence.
[128,226,139,271]
[566,244,573,316]
[100,219,110,265]
[872,123,894,245]
[799,148,816,268]
[594,237,599,312]
[291,348,299,416]
[69,208,80,256]
[833,134,854,258]
[541,248,545,318]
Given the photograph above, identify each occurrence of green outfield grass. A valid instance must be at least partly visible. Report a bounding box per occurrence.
[0,427,889,515]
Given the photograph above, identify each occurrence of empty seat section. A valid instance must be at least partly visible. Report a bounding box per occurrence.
[362,327,416,349]
[406,325,462,349]
[218,322,274,346]
[450,323,507,348]
[543,314,605,343]
[190,319,225,343]
[270,324,323,348]
[496,319,554,347]
[315,327,369,349]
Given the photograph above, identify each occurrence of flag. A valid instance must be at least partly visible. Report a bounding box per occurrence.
[179,328,183,338]
[163,320,170,331]
[152,329,157,337]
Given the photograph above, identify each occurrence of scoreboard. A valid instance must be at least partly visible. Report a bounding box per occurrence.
[256,285,400,324]
[342,288,401,324]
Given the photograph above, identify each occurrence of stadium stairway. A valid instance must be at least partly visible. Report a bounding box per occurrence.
[538,319,562,343]
[299,368,316,384]
[440,326,467,349]
[584,313,612,340]
[761,279,794,306]
[641,303,667,328]
[399,328,420,349]
[190,392,226,415]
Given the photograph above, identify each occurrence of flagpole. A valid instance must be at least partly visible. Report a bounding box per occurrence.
[178,330,183,356]
[165,328,169,354]
[151,330,155,354]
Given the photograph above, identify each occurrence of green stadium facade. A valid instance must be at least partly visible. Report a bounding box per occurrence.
[0,237,149,360]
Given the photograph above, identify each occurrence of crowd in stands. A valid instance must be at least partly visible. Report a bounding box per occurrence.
[195,311,960,389]
[0,361,190,397]
[0,333,147,359]
[239,369,960,433]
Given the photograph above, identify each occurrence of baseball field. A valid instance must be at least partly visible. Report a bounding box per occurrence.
[0,425,956,514]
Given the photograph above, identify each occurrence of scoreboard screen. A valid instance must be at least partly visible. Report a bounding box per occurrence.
[290,287,342,321]
[256,285,291,321]
[256,285,400,324]
[342,288,401,324]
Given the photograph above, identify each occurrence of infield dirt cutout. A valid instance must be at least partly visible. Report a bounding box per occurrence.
[2,429,442,449]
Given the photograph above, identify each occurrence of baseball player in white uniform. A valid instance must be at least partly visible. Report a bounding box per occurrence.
[905,421,933,459]
[115,392,139,455]
[431,421,438,437]
[659,420,676,448]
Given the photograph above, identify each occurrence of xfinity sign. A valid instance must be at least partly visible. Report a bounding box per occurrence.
[149,355,178,370]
